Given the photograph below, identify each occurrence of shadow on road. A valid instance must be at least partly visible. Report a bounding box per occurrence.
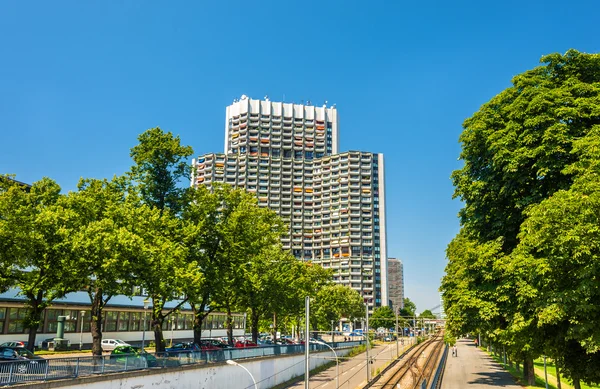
[468,371,518,386]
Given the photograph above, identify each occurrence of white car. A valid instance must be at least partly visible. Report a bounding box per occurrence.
[101,339,130,351]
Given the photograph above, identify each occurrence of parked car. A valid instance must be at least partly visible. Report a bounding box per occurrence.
[110,345,157,367]
[204,339,231,349]
[234,340,258,348]
[165,341,220,353]
[276,338,297,345]
[101,339,130,351]
[0,341,28,348]
[257,339,274,346]
[0,346,46,374]
[165,342,200,354]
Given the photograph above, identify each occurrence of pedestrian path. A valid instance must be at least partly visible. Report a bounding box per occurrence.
[441,339,521,389]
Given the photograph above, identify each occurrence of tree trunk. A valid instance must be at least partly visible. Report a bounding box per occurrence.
[226,305,234,346]
[272,312,278,342]
[90,292,104,356]
[555,361,562,389]
[523,357,535,385]
[25,295,45,352]
[191,296,211,345]
[251,309,259,344]
[152,319,165,352]
[515,361,520,373]
[192,312,204,345]
[573,378,581,389]
[150,299,166,353]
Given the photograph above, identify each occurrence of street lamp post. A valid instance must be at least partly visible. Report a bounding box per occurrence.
[142,299,149,351]
[395,309,399,358]
[79,310,86,351]
[170,317,175,348]
[305,296,310,389]
[365,301,370,383]
[226,360,257,389]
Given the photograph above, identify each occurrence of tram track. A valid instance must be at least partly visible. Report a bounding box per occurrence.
[367,332,444,389]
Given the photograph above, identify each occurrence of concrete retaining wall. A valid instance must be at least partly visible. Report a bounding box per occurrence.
[27,348,353,389]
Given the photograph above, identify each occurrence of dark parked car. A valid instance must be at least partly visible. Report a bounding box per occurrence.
[165,342,201,354]
[110,345,157,367]
[0,347,46,374]
[165,341,220,353]
[204,339,231,349]
[0,341,28,348]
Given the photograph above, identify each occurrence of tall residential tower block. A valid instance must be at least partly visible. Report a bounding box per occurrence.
[192,96,388,309]
[387,258,404,313]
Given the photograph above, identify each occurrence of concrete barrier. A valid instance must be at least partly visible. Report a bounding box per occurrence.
[21,348,353,389]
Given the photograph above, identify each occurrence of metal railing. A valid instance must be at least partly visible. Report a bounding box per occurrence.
[0,341,363,386]
[429,345,448,389]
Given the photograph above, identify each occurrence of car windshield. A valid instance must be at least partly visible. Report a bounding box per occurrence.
[115,340,127,344]
[14,349,35,358]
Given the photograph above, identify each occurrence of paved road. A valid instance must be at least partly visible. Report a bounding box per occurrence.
[285,339,415,389]
[441,339,521,389]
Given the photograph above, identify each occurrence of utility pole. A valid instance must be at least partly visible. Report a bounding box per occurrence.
[366,301,371,382]
[305,297,310,389]
[395,309,399,357]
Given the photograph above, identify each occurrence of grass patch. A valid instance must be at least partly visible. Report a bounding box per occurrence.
[37,349,93,355]
[480,350,598,389]
[532,358,600,389]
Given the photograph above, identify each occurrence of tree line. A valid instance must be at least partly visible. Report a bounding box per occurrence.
[441,50,600,388]
[0,128,365,355]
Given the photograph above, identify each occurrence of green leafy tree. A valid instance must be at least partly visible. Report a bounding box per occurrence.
[444,49,600,386]
[129,127,194,214]
[236,246,298,343]
[400,297,416,318]
[67,177,144,355]
[183,184,284,345]
[419,310,436,319]
[134,206,201,353]
[129,127,195,351]
[369,306,395,331]
[312,284,365,332]
[0,176,79,351]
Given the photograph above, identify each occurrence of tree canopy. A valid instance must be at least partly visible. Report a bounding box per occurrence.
[442,49,600,388]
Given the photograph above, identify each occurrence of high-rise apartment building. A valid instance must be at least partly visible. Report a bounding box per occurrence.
[192,95,388,309]
[387,258,404,313]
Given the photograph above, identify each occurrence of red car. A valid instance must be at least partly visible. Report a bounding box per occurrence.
[234,340,258,348]
[198,340,221,351]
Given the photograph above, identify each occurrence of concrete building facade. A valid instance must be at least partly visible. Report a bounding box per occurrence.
[387,258,404,313]
[192,96,388,309]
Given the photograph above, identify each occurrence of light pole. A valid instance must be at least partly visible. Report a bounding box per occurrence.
[395,309,399,358]
[365,301,370,383]
[305,296,310,389]
[311,340,339,389]
[227,359,257,389]
[79,310,86,351]
[142,299,149,351]
[170,317,175,347]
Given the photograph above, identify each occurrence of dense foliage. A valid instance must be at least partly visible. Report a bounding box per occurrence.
[1,127,365,353]
[441,50,600,388]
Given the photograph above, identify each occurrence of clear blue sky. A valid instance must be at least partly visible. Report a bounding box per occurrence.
[1,1,598,313]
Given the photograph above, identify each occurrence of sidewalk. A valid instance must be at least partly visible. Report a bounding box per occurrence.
[441,339,520,388]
